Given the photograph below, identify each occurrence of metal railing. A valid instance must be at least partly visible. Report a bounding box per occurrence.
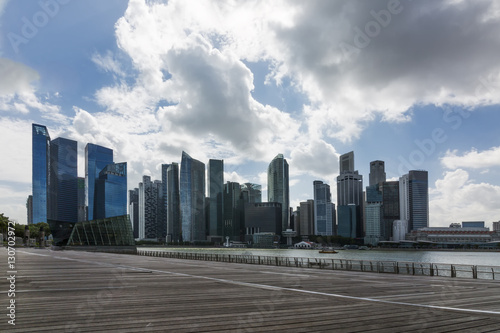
[136,250,499,280]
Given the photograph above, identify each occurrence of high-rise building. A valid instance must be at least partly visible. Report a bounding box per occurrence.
[493,221,500,232]
[180,151,206,242]
[208,159,224,238]
[381,181,400,240]
[313,181,333,236]
[337,151,363,238]
[244,202,282,242]
[240,183,262,203]
[129,188,139,239]
[85,143,113,221]
[400,170,429,232]
[369,160,386,186]
[32,124,51,224]
[299,200,315,236]
[48,137,78,223]
[26,195,33,225]
[223,181,242,241]
[364,183,383,245]
[77,177,86,222]
[95,162,127,219]
[166,163,181,242]
[138,176,163,240]
[267,154,290,233]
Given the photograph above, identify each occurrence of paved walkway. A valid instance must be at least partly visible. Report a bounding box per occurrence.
[1,248,500,332]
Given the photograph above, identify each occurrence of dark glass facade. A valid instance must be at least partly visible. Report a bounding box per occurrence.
[313,181,333,235]
[85,143,113,221]
[244,202,282,241]
[208,159,224,237]
[223,181,242,240]
[32,124,50,224]
[95,162,127,219]
[369,160,386,186]
[129,188,139,239]
[240,183,262,203]
[166,163,181,242]
[180,152,206,242]
[77,177,86,222]
[66,214,135,246]
[382,181,400,240]
[49,137,78,223]
[409,170,429,231]
[267,154,290,233]
[337,205,360,238]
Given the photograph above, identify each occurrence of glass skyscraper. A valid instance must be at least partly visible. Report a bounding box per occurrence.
[267,154,290,233]
[85,143,113,221]
[180,151,206,242]
[208,159,224,238]
[337,151,363,238]
[129,188,139,239]
[240,183,262,203]
[166,163,181,242]
[49,137,78,223]
[313,181,333,236]
[95,162,127,219]
[32,124,51,224]
[399,170,428,232]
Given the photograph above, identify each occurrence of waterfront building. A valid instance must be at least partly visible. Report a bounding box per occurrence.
[407,226,499,245]
[138,176,163,240]
[493,222,500,232]
[365,183,383,245]
[129,188,139,239]
[32,124,51,224]
[392,220,408,242]
[299,200,315,236]
[48,137,78,223]
[369,160,386,186]
[267,154,290,233]
[337,151,364,238]
[95,162,127,219]
[381,181,400,240]
[223,181,242,241]
[165,163,181,242]
[85,143,113,221]
[313,181,333,236]
[180,151,206,242]
[208,159,224,239]
[244,202,282,242]
[399,170,428,231]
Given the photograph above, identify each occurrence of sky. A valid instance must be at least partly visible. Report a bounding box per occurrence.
[1,0,500,228]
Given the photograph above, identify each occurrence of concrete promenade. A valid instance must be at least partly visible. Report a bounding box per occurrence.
[1,248,500,332]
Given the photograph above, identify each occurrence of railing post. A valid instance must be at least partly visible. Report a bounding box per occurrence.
[430,264,434,276]
[472,265,478,279]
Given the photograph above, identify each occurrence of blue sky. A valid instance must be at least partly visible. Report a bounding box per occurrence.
[1,0,500,228]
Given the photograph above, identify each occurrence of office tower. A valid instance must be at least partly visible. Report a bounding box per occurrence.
[399,170,428,232]
[32,124,51,224]
[138,176,163,240]
[49,137,78,223]
[129,188,139,239]
[369,160,386,186]
[26,195,33,225]
[223,181,242,240]
[364,183,383,245]
[267,154,290,233]
[77,178,86,222]
[85,143,113,221]
[240,183,262,203]
[313,181,333,236]
[299,200,315,236]
[381,181,400,240]
[166,163,181,242]
[208,159,224,238]
[94,162,127,219]
[180,151,206,242]
[244,202,282,242]
[292,207,300,235]
[337,151,363,238]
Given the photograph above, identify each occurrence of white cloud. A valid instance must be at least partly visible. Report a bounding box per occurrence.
[91,50,126,77]
[441,147,500,169]
[0,118,31,182]
[289,140,339,179]
[430,169,500,227]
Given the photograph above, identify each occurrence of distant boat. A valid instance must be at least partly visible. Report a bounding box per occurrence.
[319,249,338,254]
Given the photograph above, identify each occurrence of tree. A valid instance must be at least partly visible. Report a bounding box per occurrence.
[0,213,9,236]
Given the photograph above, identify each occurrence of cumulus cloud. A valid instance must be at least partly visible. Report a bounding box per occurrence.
[289,139,339,178]
[441,147,500,169]
[430,169,500,226]
[0,118,31,182]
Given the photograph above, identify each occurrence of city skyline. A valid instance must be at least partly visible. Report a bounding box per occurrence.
[1,1,500,228]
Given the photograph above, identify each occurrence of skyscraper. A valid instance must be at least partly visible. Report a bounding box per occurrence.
[180,151,206,242]
[49,137,78,223]
[313,181,333,236]
[364,183,383,245]
[77,177,86,222]
[208,159,224,238]
[267,154,290,233]
[26,195,33,225]
[223,181,242,240]
[337,151,364,238]
[32,124,51,224]
[400,170,429,232]
[166,163,181,242]
[381,181,400,240]
[94,162,127,219]
[240,183,262,203]
[85,143,113,221]
[299,200,315,236]
[138,176,163,240]
[129,188,139,239]
[369,160,386,186]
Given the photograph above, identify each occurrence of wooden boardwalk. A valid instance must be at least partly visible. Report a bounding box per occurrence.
[1,248,500,332]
